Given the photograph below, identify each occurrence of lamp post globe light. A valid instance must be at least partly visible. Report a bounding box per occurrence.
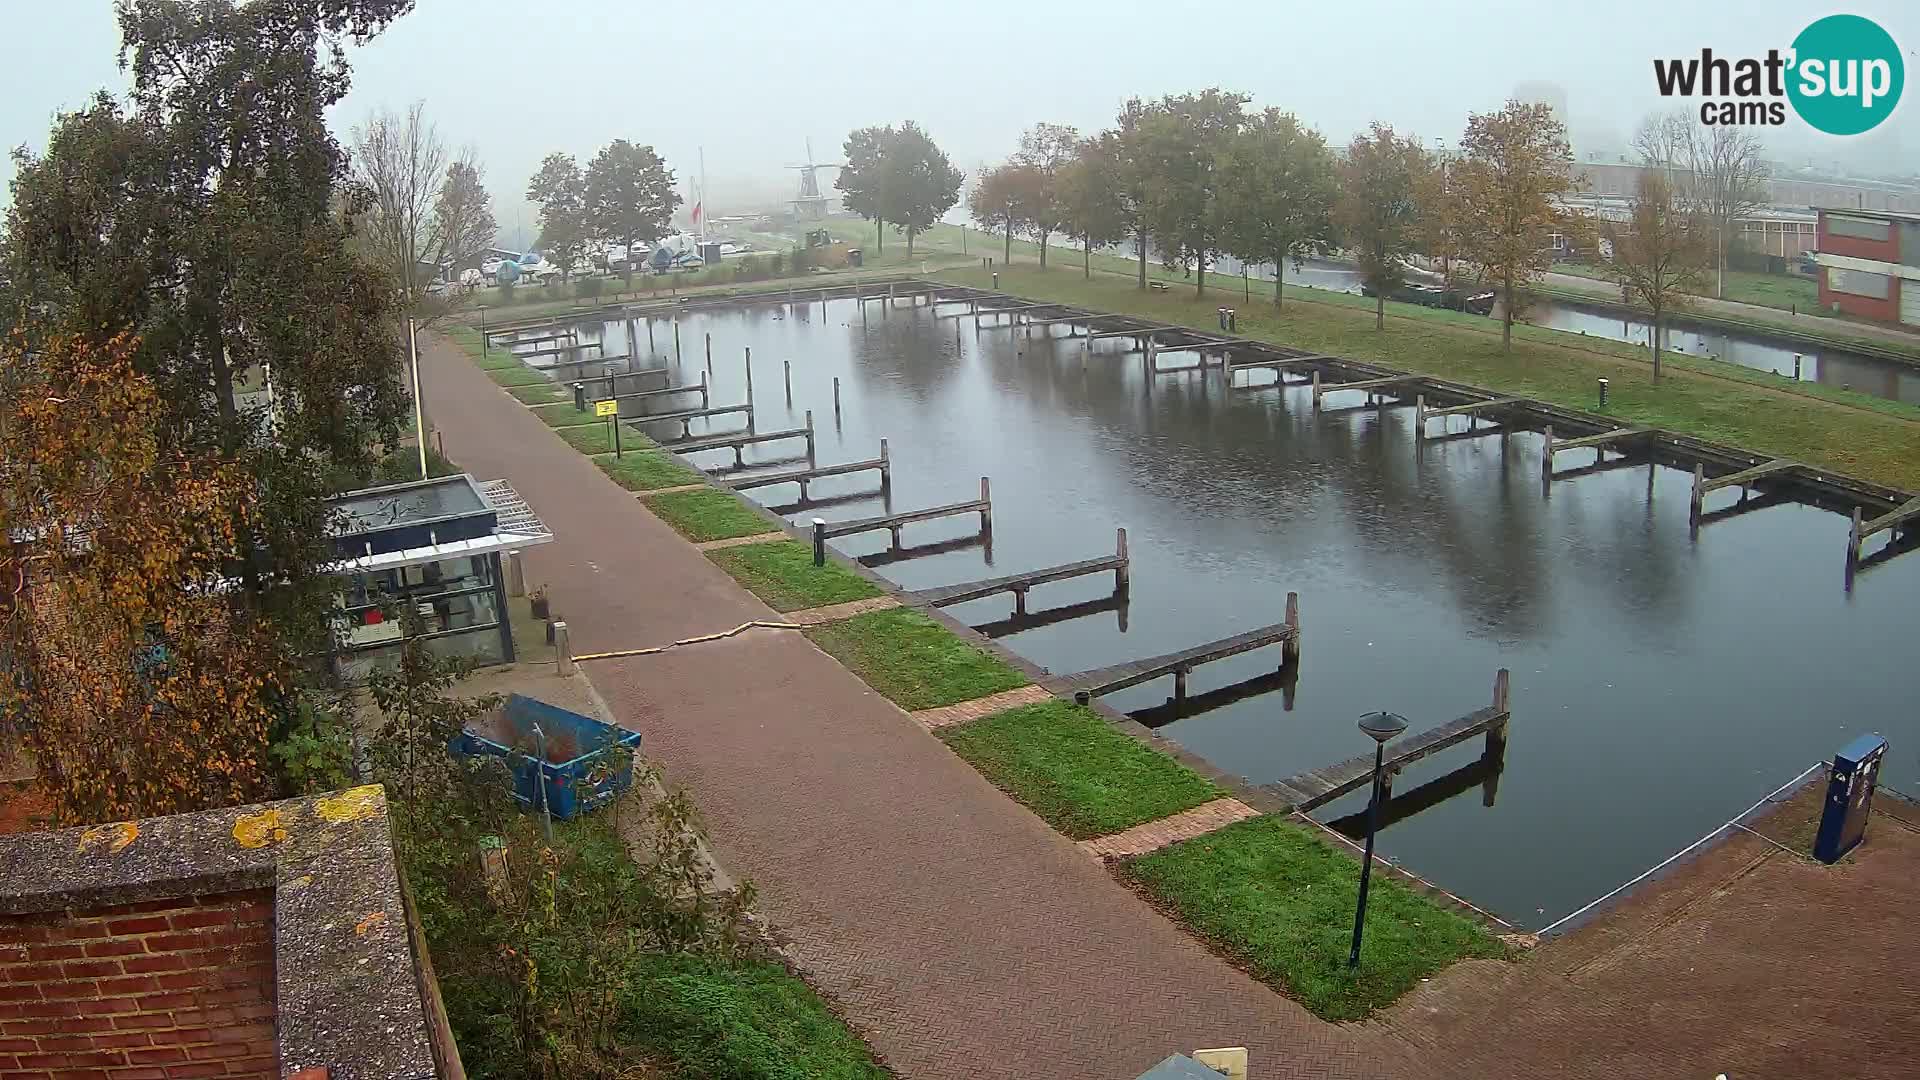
[1348,711,1409,969]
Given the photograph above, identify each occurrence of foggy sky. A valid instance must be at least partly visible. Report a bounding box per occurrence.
[5,1,1917,248]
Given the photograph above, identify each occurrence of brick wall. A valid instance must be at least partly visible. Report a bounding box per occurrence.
[0,890,276,1080]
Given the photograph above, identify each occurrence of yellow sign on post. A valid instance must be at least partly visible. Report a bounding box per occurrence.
[594,399,618,418]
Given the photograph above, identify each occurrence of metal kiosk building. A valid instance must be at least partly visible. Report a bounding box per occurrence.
[326,474,552,680]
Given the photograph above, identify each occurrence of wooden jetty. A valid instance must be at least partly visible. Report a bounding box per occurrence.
[1542,425,1647,462]
[592,377,710,412]
[811,478,992,560]
[626,402,753,440]
[972,592,1128,639]
[725,441,889,498]
[486,328,576,346]
[1323,753,1504,838]
[515,341,602,360]
[1060,594,1299,705]
[1129,666,1296,728]
[1849,494,1920,565]
[668,412,815,466]
[857,531,992,568]
[1264,670,1511,813]
[1414,395,1527,437]
[1689,459,1797,523]
[1087,324,1182,341]
[1311,371,1415,409]
[905,529,1129,615]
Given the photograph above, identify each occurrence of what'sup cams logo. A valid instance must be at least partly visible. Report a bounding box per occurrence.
[1654,14,1904,134]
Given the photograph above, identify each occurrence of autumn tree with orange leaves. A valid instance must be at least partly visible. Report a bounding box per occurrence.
[1,333,285,823]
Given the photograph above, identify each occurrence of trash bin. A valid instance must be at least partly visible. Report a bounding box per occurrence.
[846,248,864,268]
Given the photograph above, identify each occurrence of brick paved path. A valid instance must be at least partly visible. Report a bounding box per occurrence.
[421,335,1401,1080]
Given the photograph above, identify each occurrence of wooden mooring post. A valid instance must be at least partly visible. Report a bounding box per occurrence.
[744,346,753,400]
[784,360,792,402]
[705,333,712,374]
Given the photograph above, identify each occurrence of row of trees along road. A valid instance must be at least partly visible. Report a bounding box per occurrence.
[526,140,682,278]
[835,121,964,256]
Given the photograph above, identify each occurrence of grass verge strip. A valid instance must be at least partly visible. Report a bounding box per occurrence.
[705,540,881,612]
[941,700,1220,839]
[804,608,1027,711]
[562,422,659,455]
[507,383,567,406]
[1120,815,1506,1021]
[487,365,554,388]
[528,401,600,428]
[643,488,775,542]
[596,451,703,493]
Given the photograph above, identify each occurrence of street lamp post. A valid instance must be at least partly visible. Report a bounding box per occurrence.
[1349,710,1409,969]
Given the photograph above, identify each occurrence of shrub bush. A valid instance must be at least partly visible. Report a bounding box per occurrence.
[576,275,605,300]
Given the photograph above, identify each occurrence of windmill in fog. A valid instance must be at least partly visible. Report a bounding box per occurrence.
[786,138,842,219]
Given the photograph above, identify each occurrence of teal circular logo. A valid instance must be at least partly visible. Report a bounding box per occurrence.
[1788,15,1904,135]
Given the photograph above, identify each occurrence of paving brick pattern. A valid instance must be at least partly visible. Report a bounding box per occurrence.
[784,596,903,626]
[908,684,1053,730]
[1079,798,1262,860]
[691,531,786,551]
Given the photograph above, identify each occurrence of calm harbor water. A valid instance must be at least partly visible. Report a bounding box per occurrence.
[529,297,1919,929]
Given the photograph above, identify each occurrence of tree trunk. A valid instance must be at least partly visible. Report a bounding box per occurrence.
[1274,257,1285,308]
[1136,232,1147,290]
[1003,222,1011,266]
[1501,269,1514,351]
[1715,224,1725,298]
[1083,237,1091,279]
[907,228,915,257]
[875,217,883,253]
[1375,293,1384,330]
[1038,230,1048,270]
[1195,248,1206,298]
[1651,309,1663,381]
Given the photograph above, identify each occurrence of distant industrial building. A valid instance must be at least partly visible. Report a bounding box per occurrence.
[1810,209,1920,327]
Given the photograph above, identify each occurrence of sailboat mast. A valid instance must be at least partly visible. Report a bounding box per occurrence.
[699,147,708,243]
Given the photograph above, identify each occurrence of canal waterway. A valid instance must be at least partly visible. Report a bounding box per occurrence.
[531,297,1920,929]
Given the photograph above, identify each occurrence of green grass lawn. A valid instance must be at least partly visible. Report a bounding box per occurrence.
[1551,262,1821,314]
[528,400,600,428]
[595,451,702,492]
[804,608,1028,711]
[560,421,660,455]
[619,953,888,1080]
[506,383,567,405]
[941,700,1221,839]
[705,540,882,612]
[1121,815,1507,1021]
[938,265,1920,490]
[486,365,554,388]
[642,488,776,542]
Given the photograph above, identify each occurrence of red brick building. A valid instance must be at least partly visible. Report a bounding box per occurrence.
[1811,209,1920,326]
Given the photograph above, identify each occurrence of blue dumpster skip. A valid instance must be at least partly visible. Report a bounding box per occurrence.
[449,693,642,820]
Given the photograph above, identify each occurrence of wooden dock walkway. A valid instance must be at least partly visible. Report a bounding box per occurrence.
[627,402,753,439]
[725,441,889,497]
[1311,371,1415,409]
[1849,494,1920,564]
[904,530,1128,614]
[1060,595,1299,705]
[971,592,1128,639]
[515,341,602,360]
[1265,670,1511,813]
[1690,459,1797,522]
[487,328,576,346]
[813,479,992,551]
[668,412,815,465]
[1415,395,1527,437]
[1129,666,1296,729]
[592,378,710,411]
